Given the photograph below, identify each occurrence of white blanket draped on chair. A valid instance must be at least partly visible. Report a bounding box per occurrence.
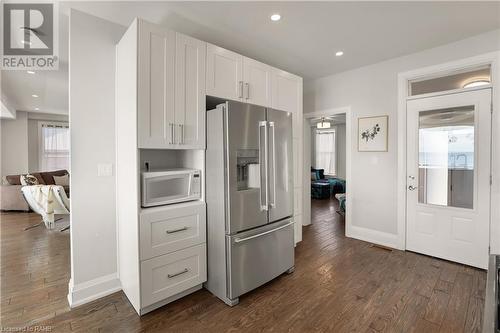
[21,185,70,229]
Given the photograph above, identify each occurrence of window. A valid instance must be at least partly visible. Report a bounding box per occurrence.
[315,130,336,175]
[39,122,70,172]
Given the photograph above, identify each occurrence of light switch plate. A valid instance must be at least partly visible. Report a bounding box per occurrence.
[97,163,113,177]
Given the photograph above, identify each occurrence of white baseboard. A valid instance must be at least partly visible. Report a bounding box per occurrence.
[67,273,122,308]
[346,224,403,250]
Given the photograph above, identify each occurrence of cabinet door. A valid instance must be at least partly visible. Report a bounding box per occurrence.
[242,57,272,107]
[271,69,302,113]
[206,43,243,101]
[175,33,206,149]
[138,20,176,148]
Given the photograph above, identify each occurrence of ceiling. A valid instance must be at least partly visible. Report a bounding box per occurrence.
[2,1,499,116]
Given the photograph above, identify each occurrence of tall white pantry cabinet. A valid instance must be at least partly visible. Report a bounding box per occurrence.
[116,18,304,315]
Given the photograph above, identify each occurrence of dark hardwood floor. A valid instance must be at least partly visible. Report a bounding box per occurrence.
[2,198,486,332]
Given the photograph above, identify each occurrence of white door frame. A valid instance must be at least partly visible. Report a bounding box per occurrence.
[303,106,352,235]
[397,51,500,252]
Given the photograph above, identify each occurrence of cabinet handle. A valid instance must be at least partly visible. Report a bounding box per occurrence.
[167,268,189,279]
[245,82,250,100]
[166,226,188,234]
[169,123,174,144]
[178,124,183,144]
[238,81,243,99]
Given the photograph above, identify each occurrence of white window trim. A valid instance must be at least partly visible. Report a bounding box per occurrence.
[38,121,70,172]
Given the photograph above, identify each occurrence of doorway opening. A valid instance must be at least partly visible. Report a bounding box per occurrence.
[304,107,351,239]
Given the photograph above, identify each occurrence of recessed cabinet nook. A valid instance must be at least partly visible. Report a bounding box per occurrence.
[115,18,303,315]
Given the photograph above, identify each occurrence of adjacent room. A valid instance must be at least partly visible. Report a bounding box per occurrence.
[1,1,499,332]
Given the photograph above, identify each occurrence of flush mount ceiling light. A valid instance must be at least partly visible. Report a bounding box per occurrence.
[27,70,35,74]
[317,117,331,129]
[270,14,281,21]
[32,94,39,98]
[463,79,490,89]
[335,51,344,57]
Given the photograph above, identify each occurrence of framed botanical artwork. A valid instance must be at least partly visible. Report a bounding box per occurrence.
[358,115,388,152]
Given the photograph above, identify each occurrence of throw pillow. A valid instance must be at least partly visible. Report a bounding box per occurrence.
[20,174,39,186]
[53,174,69,186]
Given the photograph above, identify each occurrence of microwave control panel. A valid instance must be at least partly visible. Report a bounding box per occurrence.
[191,172,201,196]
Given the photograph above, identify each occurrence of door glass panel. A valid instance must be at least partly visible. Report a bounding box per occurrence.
[147,176,188,200]
[418,106,474,209]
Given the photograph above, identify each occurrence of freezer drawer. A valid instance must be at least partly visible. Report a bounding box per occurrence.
[227,219,294,299]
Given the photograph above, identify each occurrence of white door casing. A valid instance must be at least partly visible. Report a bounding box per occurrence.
[406,89,491,269]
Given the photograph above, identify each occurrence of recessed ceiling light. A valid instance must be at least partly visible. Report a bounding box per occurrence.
[32,94,39,98]
[35,107,39,110]
[27,70,35,74]
[335,51,344,57]
[270,14,281,21]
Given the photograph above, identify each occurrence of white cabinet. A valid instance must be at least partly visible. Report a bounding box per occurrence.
[138,21,175,149]
[175,33,206,149]
[272,69,302,114]
[206,44,272,107]
[140,201,206,260]
[242,57,272,107]
[138,21,206,149]
[206,44,243,101]
[141,244,207,308]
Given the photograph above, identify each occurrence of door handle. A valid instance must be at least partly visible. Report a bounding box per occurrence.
[245,83,250,100]
[238,81,243,99]
[408,185,417,191]
[166,226,188,234]
[259,121,268,211]
[167,268,189,279]
[234,221,294,243]
[269,121,276,208]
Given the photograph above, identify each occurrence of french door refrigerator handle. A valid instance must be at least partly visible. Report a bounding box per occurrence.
[234,221,294,243]
[269,121,276,208]
[238,81,243,99]
[259,121,268,211]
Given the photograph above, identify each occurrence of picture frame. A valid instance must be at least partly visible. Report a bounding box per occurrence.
[358,115,388,152]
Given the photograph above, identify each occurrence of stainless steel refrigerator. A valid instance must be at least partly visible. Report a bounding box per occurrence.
[205,100,294,306]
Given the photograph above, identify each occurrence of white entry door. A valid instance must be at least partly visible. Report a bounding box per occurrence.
[406,89,491,269]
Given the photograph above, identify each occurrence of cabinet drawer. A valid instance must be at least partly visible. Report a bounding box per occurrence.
[141,244,207,307]
[140,201,206,260]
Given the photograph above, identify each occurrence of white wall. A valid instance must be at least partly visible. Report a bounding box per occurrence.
[335,124,346,179]
[68,9,125,306]
[1,111,28,177]
[304,29,500,246]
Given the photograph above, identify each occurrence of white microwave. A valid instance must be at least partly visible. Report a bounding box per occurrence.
[141,169,201,207]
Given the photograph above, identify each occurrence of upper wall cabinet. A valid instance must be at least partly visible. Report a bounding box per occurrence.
[242,57,272,107]
[271,69,302,114]
[175,33,206,149]
[206,44,243,102]
[206,43,272,108]
[138,20,206,149]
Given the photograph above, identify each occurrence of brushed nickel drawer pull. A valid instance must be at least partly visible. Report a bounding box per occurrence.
[166,226,188,234]
[167,268,188,279]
